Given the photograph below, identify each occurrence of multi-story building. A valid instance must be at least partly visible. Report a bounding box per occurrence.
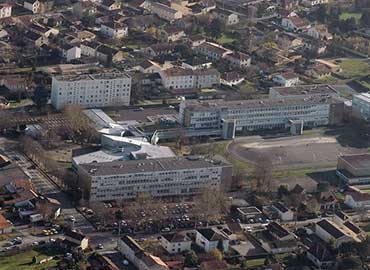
[0,4,11,18]
[100,22,128,39]
[51,72,131,110]
[213,8,239,25]
[77,156,232,201]
[160,233,192,254]
[193,42,232,61]
[352,93,370,121]
[337,154,370,185]
[146,1,182,22]
[160,67,220,90]
[179,95,343,132]
[24,0,41,13]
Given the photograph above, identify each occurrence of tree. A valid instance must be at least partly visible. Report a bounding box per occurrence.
[32,256,38,264]
[277,185,289,199]
[184,250,198,267]
[32,85,49,109]
[210,248,223,261]
[250,155,273,194]
[209,19,223,39]
[361,10,370,27]
[115,210,123,220]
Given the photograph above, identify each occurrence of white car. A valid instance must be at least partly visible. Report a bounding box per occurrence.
[123,260,129,265]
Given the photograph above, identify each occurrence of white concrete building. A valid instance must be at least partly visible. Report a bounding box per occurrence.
[146,1,182,22]
[179,95,341,131]
[213,8,239,25]
[100,22,128,39]
[282,15,309,32]
[160,67,220,90]
[344,187,370,209]
[0,4,11,18]
[160,233,192,254]
[77,156,232,201]
[195,228,229,252]
[273,72,299,87]
[51,72,131,110]
[307,25,333,40]
[352,93,370,121]
[272,202,294,221]
[61,45,81,62]
[24,0,41,13]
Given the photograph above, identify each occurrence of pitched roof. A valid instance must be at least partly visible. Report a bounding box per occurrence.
[64,228,86,241]
[162,232,190,243]
[267,221,290,238]
[316,219,345,239]
[0,213,11,230]
[197,228,226,241]
[346,188,370,202]
[272,202,289,213]
[291,184,304,194]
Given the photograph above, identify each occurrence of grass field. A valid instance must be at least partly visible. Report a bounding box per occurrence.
[339,59,370,78]
[246,258,265,267]
[217,34,235,45]
[0,248,61,270]
[339,12,362,22]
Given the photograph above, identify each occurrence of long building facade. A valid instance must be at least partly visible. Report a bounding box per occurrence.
[51,72,131,110]
[179,95,343,132]
[77,156,232,201]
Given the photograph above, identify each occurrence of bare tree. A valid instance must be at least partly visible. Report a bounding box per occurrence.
[250,155,273,194]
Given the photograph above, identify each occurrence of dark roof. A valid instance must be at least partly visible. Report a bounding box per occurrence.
[344,221,361,234]
[267,221,290,239]
[25,31,42,41]
[346,188,370,202]
[291,184,304,194]
[340,154,370,170]
[272,202,289,213]
[197,228,225,241]
[316,219,344,239]
[308,242,335,262]
[101,0,116,7]
[120,236,143,254]
[64,229,86,241]
[335,211,348,221]
[96,44,118,55]
[162,233,190,243]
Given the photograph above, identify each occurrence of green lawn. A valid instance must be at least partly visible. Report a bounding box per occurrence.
[0,248,61,270]
[339,59,370,78]
[246,258,265,267]
[339,12,362,22]
[217,34,235,45]
[238,81,258,95]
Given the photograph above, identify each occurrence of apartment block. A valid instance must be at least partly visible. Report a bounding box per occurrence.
[179,95,343,131]
[146,1,182,22]
[352,93,370,121]
[160,67,220,90]
[51,72,131,110]
[0,4,11,18]
[77,156,232,201]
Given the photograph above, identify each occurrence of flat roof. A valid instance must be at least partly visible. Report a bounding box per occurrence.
[340,154,370,169]
[80,156,229,176]
[54,72,131,81]
[183,95,339,111]
[108,107,178,122]
[270,84,338,96]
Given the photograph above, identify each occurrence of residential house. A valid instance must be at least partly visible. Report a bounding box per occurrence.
[100,22,128,39]
[134,60,161,73]
[63,229,89,250]
[160,232,192,254]
[0,213,12,234]
[306,242,335,268]
[317,191,339,212]
[272,202,294,221]
[81,41,101,57]
[200,260,229,270]
[193,42,232,61]
[118,236,168,270]
[224,51,251,68]
[142,43,176,57]
[70,31,96,42]
[213,8,239,25]
[221,72,245,86]
[0,4,11,19]
[302,0,329,7]
[282,15,309,32]
[60,44,81,62]
[96,44,124,64]
[25,31,46,47]
[344,186,370,209]
[100,0,121,10]
[307,24,333,40]
[273,72,299,87]
[195,228,229,252]
[279,0,298,10]
[187,35,206,47]
[305,63,331,79]
[146,1,182,22]
[315,219,354,248]
[159,26,185,42]
[28,23,59,38]
[24,0,41,13]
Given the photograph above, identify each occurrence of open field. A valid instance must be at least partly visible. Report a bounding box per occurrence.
[338,59,370,78]
[339,12,362,22]
[0,248,61,270]
[217,33,236,45]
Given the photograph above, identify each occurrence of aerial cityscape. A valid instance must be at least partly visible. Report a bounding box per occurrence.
[0,0,369,269]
